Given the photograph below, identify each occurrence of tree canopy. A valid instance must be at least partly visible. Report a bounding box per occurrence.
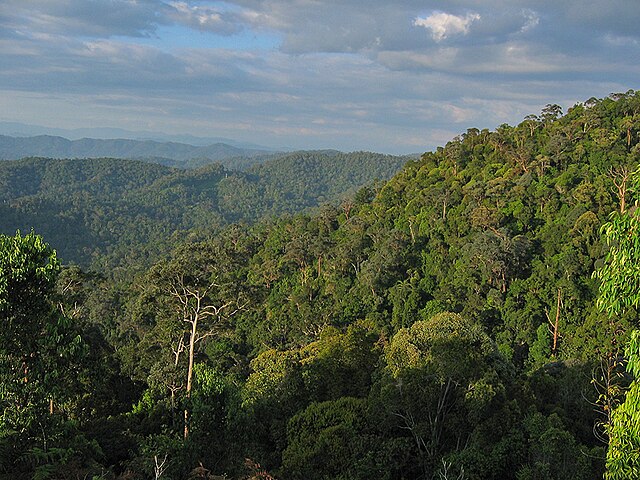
[3,91,640,478]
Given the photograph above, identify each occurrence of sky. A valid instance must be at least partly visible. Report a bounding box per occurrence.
[0,1,639,154]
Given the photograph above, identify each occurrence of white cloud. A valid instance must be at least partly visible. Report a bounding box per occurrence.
[414,12,481,42]
[604,34,640,47]
[1,1,640,153]
[166,1,244,35]
[520,9,539,33]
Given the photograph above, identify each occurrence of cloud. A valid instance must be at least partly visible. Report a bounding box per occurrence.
[0,1,640,153]
[520,9,539,32]
[414,12,481,42]
[165,2,245,35]
[0,0,162,38]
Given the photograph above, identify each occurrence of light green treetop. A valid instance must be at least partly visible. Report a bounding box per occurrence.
[594,170,640,479]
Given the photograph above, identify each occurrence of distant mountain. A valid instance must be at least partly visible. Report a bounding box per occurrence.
[0,151,409,269]
[0,134,278,170]
[0,121,278,150]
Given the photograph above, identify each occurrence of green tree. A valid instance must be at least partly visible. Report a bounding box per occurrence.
[379,312,508,478]
[133,238,247,440]
[596,179,640,480]
[281,397,385,480]
[605,331,640,479]
[593,171,640,478]
[0,231,85,473]
[595,207,640,317]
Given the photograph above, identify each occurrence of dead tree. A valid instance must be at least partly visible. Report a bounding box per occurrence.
[169,274,242,439]
[545,288,562,357]
[608,166,631,213]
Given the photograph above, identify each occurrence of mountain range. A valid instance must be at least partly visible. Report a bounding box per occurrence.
[0,121,276,150]
[0,134,278,170]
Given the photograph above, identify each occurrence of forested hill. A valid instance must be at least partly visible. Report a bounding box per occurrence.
[2,91,640,480]
[0,134,275,169]
[0,150,408,268]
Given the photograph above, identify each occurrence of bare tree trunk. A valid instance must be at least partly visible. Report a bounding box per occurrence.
[154,454,169,480]
[608,166,630,213]
[184,314,198,440]
[169,275,242,441]
[546,288,562,356]
[408,218,416,244]
[552,288,561,356]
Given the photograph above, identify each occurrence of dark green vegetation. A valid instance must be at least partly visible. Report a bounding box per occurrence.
[2,91,640,479]
[0,151,408,270]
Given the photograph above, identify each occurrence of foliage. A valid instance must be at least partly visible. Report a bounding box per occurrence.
[0,231,89,476]
[594,204,640,316]
[0,231,82,430]
[0,152,407,270]
[605,331,640,479]
[593,162,640,478]
[2,91,640,478]
[281,397,384,480]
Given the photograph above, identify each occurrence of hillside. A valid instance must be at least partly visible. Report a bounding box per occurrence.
[2,91,640,479]
[0,134,276,169]
[0,151,408,268]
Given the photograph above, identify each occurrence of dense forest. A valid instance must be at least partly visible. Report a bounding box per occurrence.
[2,91,640,479]
[0,151,408,270]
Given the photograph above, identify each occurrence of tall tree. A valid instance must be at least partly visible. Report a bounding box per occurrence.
[0,231,84,467]
[594,170,640,478]
[134,237,247,440]
[168,270,241,439]
[605,331,640,479]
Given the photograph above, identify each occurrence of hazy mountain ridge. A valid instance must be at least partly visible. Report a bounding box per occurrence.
[0,134,278,169]
[0,121,276,150]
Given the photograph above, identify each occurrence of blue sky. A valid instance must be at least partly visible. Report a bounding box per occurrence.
[0,0,638,154]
